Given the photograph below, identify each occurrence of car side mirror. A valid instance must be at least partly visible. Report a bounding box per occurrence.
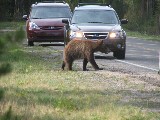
[22,15,28,20]
[121,19,128,24]
[62,19,69,24]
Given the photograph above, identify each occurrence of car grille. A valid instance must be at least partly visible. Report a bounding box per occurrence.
[84,32,108,39]
[40,26,63,30]
[37,36,63,40]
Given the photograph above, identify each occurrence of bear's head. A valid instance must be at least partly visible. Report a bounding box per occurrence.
[96,40,110,53]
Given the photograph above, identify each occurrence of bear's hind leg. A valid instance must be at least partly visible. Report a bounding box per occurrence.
[66,59,73,70]
[62,61,65,70]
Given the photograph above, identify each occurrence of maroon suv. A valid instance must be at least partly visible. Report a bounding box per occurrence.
[23,1,72,46]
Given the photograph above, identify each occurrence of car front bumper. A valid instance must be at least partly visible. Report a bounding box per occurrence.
[103,38,126,52]
[27,29,64,42]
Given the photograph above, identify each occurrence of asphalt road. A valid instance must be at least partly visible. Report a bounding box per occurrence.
[92,37,160,74]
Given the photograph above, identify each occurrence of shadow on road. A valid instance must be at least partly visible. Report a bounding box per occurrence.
[95,55,115,60]
[39,43,64,47]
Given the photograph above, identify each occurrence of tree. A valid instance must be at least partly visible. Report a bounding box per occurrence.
[0,0,160,35]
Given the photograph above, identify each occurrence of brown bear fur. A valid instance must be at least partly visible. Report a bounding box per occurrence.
[62,39,109,71]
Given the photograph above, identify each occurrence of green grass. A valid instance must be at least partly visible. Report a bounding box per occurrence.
[0,21,25,30]
[125,29,160,41]
[0,45,160,120]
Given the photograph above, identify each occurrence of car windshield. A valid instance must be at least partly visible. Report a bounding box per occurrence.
[72,10,119,24]
[30,6,71,19]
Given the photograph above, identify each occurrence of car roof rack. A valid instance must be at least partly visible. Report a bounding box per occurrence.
[78,3,110,6]
[77,0,112,7]
[39,0,66,3]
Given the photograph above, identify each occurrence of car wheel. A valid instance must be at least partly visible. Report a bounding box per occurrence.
[28,41,34,46]
[113,49,126,59]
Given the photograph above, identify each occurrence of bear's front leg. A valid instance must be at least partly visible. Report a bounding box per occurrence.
[89,58,103,70]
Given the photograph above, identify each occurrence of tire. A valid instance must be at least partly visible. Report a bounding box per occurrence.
[113,49,126,59]
[28,41,34,46]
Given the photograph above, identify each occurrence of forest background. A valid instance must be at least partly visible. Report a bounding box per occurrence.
[0,0,160,35]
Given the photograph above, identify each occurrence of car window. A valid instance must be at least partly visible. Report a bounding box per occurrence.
[72,10,119,24]
[30,6,71,19]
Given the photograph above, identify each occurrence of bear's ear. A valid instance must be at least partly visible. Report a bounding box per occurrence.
[98,39,103,45]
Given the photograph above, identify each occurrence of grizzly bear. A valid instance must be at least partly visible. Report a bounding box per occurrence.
[62,39,109,71]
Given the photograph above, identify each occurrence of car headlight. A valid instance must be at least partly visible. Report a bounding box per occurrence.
[109,31,124,39]
[70,30,84,38]
[109,32,117,38]
[76,31,83,38]
[29,22,40,30]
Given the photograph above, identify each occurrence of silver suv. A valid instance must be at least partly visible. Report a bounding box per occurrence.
[62,4,128,59]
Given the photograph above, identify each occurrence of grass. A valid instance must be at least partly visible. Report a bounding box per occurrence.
[0,45,160,120]
[0,21,25,30]
[0,21,25,37]
[124,28,160,41]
